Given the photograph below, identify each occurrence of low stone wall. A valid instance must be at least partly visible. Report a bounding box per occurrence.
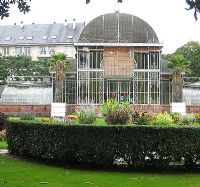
[0,105,51,116]
[0,104,199,116]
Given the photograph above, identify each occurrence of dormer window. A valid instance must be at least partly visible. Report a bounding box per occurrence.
[42,35,48,40]
[51,36,57,39]
[26,36,33,40]
[67,35,73,39]
[19,36,24,40]
[5,37,12,41]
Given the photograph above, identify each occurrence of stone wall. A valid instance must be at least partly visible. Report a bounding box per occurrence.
[0,104,199,117]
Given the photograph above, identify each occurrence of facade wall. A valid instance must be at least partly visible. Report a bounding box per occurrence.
[0,44,76,60]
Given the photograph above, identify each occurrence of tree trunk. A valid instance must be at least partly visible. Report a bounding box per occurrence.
[55,63,65,103]
[172,71,183,102]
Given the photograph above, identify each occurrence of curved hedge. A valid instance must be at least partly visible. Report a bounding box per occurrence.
[6,120,200,169]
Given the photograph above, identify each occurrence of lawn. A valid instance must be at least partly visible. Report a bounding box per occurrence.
[1,156,200,187]
[0,141,7,149]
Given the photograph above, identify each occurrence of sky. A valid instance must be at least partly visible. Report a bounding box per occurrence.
[0,0,199,54]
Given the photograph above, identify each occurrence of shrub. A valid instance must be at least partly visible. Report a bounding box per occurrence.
[194,113,200,123]
[169,112,182,124]
[101,99,131,125]
[151,112,174,126]
[41,117,54,123]
[106,108,130,125]
[20,112,35,121]
[6,119,200,169]
[76,106,96,124]
[180,115,197,125]
[0,112,7,131]
[132,112,151,125]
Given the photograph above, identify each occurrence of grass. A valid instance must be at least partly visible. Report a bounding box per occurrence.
[1,156,200,187]
[0,141,7,149]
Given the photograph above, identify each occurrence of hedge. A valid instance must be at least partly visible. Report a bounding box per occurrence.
[6,120,200,169]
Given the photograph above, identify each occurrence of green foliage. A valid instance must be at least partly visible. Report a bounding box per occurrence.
[175,41,200,77]
[20,112,35,121]
[151,112,174,126]
[0,112,7,131]
[7,119,200,169]
[0,0,30,20]
[101,99,131,125]
[132,112,151,125]
[194,113,200,123]
[0,56,50,82]
[76,106,96,124]
[165,54,191,74]
[0,141,7,149]
[169,112,182,124]
[180,115,197,126]
[106,108,130,125]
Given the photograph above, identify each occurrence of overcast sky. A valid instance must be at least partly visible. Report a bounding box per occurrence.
[0,0,199,54]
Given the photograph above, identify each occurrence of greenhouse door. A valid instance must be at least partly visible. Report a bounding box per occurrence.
[107,81,133,103]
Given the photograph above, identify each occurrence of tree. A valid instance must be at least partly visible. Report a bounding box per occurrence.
[175,41,200,77]
[164,54,191,102]
[0,55,50,83]
[0,0,31,20]
[186,0,200,20]
[51,53,67,103]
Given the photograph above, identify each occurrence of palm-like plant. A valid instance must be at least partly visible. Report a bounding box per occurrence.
[166,54,191,102]
[51,53,67,103]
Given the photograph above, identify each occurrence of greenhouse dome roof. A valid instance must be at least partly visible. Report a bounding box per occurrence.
[78,12,159,44]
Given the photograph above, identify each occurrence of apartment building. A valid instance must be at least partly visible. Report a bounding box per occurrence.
[0,20,85,60]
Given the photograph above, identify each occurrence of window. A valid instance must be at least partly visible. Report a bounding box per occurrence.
[2,47,10,56]
[78,50,103,69]
[39,46,55,56]
[19,36,24,40]
[5,37,12,41]
[133,72,160,104]
[160,80,172,104]
[24,47,31,56]
[67,35,73,39]
[42,36,48,40]
[77,71,104,104]
[15,47,23,55]
[134,51,160,70]
[134,52,148,69]
[15,47,31,56]
[26,36,33,40]
[40,46,47,55]
[149,52,159,69]
[51,36,57,39]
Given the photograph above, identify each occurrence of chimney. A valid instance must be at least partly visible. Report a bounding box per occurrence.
[64,19,68,26]
[72,18,76,29]
[20,21,24,29]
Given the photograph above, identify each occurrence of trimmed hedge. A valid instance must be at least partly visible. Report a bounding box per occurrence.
[6,120,200,169]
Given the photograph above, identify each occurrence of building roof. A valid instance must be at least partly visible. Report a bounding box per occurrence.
[78,12,159,44]
[0,22,85,46]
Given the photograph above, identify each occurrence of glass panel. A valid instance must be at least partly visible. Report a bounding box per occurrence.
[134,52,148,69]
[149,52,159,69]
